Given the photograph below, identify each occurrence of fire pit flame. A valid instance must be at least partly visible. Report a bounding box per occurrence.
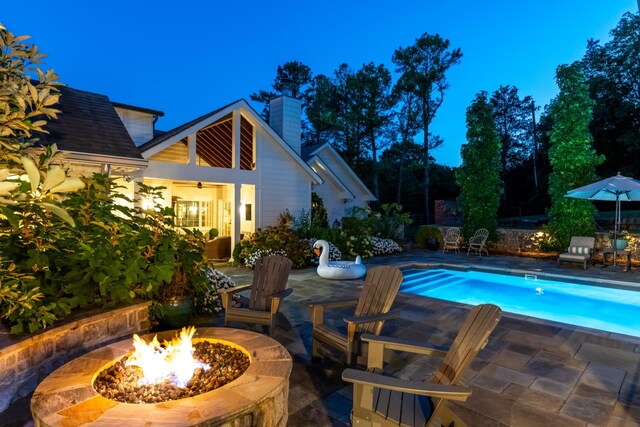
[125,326,209,388]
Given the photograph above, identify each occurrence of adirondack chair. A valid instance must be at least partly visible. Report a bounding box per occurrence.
[442,227,461,253]
[343,304,502,427]
[220,254,292,336]
[467,228,489,256]
[309,265,404,366]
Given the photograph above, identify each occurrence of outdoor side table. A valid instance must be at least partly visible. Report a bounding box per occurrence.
[602,248,631,271]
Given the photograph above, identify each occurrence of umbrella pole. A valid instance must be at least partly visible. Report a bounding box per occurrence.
[614,195,619,266]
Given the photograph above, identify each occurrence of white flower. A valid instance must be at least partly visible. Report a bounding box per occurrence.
[195,266,237,315]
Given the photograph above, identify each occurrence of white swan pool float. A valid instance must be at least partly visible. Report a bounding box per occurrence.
[313,239,366,280]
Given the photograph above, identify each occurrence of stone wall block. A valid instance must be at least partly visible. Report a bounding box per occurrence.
[82,319,109,345]
[108,313,128,336]
[55,326,83,353]
[31,339,53,365]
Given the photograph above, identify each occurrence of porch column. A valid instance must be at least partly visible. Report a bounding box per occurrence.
[188,134,196,165]
[232,110,241,169]
[232,183,242,257]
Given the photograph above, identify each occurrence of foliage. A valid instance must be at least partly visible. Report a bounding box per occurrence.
[370,237,403,255]
[457,91,502,241]
[0,24,87,333]
[311,192,328,229]
[208,228,219,240]
[234,211,312,268]
[367,203,412,241]
[547,63,604,249]
[581,12,640,179]
[194,266,236,315]
[414,225,443,249]
[393,32,463,221]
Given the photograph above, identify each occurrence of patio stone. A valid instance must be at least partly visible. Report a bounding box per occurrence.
[530,377,573,399]
[611,402,640,423]
[491,349,533,370]
[521,358,584,385]
[502,383,564,412]
[576,342,640,372]
[561,395,613,425]
[478,363,536,387]
[578,362,626,393]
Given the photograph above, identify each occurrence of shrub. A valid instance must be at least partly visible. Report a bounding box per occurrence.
[414,226,443,249]
[194,266,236,315]
[371,237,403,255]
[234,212,312,268]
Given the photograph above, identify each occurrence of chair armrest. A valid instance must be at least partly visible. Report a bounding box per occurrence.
[218,284,252,295]
[220,284,251,310]
[309,299,359,327]
[361,334,448,358]
[269,287,293,301]
[343,310,398,325]
[342,369,472,401]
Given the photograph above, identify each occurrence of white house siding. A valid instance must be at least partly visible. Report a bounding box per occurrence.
[256,129,311,227]
[314,148,372,219]
[313,178,346,224]
[114,108,155,146]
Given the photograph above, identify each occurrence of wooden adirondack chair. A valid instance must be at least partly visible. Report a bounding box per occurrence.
[309,265,404,366]
[343,304,502,427]
[220,254,292,336]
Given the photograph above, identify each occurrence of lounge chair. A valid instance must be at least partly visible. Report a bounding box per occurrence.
[220,254,292,336]
[557,236,595,270]
[204,236,231,262]
[309,266,404,366]
[343,304,502,427]
[442,227,461,253]
[467,228,489,256]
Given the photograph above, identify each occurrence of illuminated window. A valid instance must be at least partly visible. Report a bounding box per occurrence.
[174,200,213,228]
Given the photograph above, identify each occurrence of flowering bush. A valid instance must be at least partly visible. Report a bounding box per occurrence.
[194,266,236,315]
[243,249,287,269]
[371,237,403,255]
[343,232,373,259]
[308,238,342,261]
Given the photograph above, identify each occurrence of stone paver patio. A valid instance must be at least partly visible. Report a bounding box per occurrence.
[6,250,640,426]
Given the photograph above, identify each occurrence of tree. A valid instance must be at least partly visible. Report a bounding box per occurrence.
[392,33,462,223]
[581,12,640,178]
[389,91,421,204]
[456,91,501,241]
[547,63,604,249]
[352,62,395,198]
[249,60,313,121]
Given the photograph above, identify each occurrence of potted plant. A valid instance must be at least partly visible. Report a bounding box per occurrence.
[156,229,208,329]
[610,230,631,250]
[414,226,443,251]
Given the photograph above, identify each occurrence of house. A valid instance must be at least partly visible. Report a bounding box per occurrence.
[302,143,376,225]
[37,85,375,251]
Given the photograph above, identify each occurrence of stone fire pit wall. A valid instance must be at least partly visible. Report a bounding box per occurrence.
[0,301,150,412]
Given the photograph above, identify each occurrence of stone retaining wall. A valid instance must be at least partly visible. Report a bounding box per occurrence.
[435,226,639,264]
[0,301,150,413]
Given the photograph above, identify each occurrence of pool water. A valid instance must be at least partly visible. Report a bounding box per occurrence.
[401,268,640,337]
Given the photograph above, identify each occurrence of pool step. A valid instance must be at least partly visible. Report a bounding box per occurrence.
[401,272,465,294]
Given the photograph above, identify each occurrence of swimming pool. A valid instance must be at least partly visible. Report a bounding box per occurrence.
[401,268,640,337]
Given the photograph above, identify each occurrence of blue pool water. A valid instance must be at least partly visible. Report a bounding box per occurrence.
[401,268,640,337]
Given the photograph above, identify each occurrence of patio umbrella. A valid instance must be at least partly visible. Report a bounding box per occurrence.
[565,173,640,266]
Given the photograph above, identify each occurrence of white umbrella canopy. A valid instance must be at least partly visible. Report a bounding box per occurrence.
[566,173,640,265]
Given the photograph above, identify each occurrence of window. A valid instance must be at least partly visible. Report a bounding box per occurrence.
[174,200,214,228]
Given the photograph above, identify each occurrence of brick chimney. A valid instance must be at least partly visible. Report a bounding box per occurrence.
[269,79,302,155]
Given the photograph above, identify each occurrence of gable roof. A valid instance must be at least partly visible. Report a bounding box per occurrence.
[139,99,322,184]
[35,86,144,161]
[302,142,376,201]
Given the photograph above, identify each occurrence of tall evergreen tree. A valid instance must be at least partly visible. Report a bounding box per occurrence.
[456,91,501,241]
[392,33,462,223]
[547,63,604,249]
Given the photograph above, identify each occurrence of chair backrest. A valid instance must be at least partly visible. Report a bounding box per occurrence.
[443,227,461,242]
[354,266,404,335]
[470,228,489,245]
[431,304,502,386]
[248,255,293,311]
[568,236,595,250]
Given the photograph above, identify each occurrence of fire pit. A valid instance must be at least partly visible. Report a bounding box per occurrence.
[31,327,292,426]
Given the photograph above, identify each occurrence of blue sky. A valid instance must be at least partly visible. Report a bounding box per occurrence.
[3,1,638,166]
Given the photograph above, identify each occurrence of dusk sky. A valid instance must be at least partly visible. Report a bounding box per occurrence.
[3,1,638,166]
